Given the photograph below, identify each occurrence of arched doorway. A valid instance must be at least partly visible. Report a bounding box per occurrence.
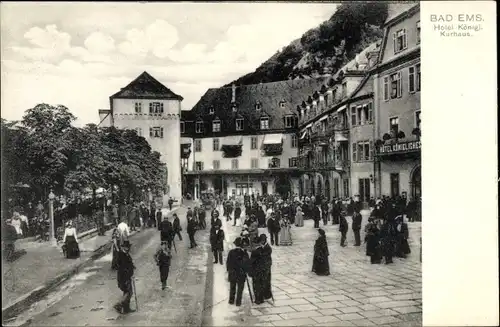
[213,176,223,194]
[317,179,322,197]
[325,179,331,201]
[309,178,315,196]
[299,178,304,197]
[274,175,292,199]
[411,165,421,199]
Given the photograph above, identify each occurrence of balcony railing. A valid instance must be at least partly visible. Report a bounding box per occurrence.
[297,157,350,172]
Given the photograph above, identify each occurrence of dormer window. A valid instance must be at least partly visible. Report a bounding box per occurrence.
[260,117,269,130]
[196,121,204,133]
[209,106,215,115]
[212,119,221,132]
[255,102,262,111]
[284,115,295,128]
[236,118,244,131]
[279,100,286,108]
[393,28,407,54]
[149,102,164,114]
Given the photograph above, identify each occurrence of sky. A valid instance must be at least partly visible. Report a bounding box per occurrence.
[1,2,339,126]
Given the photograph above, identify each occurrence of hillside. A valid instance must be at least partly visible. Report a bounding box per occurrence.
[225,2,388,86]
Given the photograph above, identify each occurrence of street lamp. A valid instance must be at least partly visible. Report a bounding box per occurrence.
[48,190,57,246]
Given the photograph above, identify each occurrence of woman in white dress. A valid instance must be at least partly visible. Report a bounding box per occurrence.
[294,206,304,227]
[279,218,293,246]
[63,220,80,259]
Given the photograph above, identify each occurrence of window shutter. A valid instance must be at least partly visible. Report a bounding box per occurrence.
[160,127,164,138]
[369,140,374,161]
[403,29,407,49]
[368,102,373,122]
[409,67,415,93]
[352,143,357,162]
[398,72,403,98]
[392,32,396,53]
[383,77,389,101]
[149,128,153,137]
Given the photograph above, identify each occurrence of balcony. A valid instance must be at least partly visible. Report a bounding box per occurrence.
[297,156,350,173]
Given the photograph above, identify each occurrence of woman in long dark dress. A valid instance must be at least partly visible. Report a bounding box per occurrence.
[63,220,80,259]
[312,229,330,276]
[365,218,382,264]
[395,216,411,258]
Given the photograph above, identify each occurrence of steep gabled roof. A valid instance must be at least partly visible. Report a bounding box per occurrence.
[185,78,329,130]
[110,71,183,100]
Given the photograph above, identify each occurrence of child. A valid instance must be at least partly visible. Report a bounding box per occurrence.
[154,241,172,290]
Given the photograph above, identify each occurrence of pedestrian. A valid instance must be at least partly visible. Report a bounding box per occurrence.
[266,213,280,246]
[172,213,183,241]
[233,203,241,227]
[294,206,304,227]
[250,234,273,305]
[312,228,330,276]
[395,216,411,258]
[365,218,382,264]
[156,208,162,231]
[278,218,293,246]
[111,228,120,270]
[352,211,362,246]
[116,218,130,247]
[62,220,80,259]
[226,237,250,306]
[114,241,135,314]
[159,214,174,248]
[198,209,207,230]
[2,218,17,261]
[168,197,174,211]
[154,241,172,290]
[321,200,328,226]
[312,204,321,228]
[210,224,225,264]
[380,217,397,264]
[211,209,222,229]
[187,215,198,248]
[339,212,348,247]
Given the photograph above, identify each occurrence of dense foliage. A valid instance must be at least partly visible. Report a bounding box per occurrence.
[1,104,168,213]
[225,2,388,86]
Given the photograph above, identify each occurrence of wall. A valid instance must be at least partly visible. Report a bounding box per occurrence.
[379,159,419,197]
[112,98,183,202]
[380,10,420,65]
[191,133,298,171]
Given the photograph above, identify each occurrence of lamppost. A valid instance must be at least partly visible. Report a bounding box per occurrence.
[48,190,57,246]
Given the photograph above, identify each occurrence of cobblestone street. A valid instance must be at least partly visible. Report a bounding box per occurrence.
[204,208,422,327]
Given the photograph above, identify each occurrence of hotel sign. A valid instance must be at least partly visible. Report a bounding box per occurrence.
[378,140,421,155]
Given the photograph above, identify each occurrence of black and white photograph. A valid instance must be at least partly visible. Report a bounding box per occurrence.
[5,1,493,327]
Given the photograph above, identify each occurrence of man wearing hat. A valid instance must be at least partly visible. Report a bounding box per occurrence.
[226,237,250,306]
[250,234,273,305]
[114,240,136,314]
[210,224,225,264]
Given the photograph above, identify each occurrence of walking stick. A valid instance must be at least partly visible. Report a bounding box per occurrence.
[245,276,254,303]
[132,278,139,311]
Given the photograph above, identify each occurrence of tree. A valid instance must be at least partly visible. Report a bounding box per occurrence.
[21,104,76,199]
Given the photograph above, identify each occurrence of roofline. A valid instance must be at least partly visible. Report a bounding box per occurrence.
[384,3,420,28]
[377,4,420,65]
[348,74,372,99]
[110,95,184,101]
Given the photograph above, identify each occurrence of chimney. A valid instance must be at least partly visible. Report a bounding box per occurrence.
[231,84,236,103]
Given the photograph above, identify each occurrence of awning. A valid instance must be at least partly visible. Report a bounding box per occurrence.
[337,105,347,113]
[335,133,348,142]
[262,133,283,145]
[222,135,243,146]
[319,115,328,122]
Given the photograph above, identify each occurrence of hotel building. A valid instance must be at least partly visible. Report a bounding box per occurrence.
[372,3,421,200]
[180,78,328,200]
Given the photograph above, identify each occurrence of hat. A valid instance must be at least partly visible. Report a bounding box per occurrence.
[259,234,267,242]
[122,241,131,248]
[233,237,242,247]
[318,228,326,236]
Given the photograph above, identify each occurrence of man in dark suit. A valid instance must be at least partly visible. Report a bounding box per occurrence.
[339,213,349,247]
[187,216,198,248]
[114,241,135,314]
[266,213,280,246]
[352,211,362,246]
[226,237,250,306]
[312,204,321,228]
[159,214,174,249]
[210,225,225,264]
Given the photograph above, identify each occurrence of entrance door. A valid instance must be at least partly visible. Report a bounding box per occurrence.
[390,173,400,198]
[274,176,291,199]
[261,182,268,195]
[358,178,371,202]
[411,166,421,199]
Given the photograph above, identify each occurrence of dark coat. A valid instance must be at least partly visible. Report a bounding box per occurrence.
[339,215,349,232]
[116,251,135,291]
[312,206,321,222]
[226,247,250,282]
[312,235,330,276]
[187,218,197,234]
[234,207,242,219]
[155,248,171,267]
[173,217,181,231]
[266,217,280,233]
[160,220,173,240]
[352,212,362,230]
[210,229,225,251]
[211,217,222,229]
[250,243,272,277]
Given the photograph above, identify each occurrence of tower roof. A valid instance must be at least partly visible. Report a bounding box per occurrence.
[110,71,183,100]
